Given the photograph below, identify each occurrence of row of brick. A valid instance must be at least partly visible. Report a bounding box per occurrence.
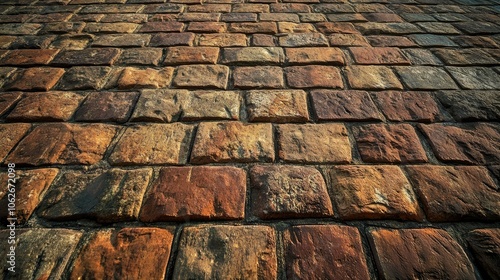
[2,225,499,279]
[1,164,499,224]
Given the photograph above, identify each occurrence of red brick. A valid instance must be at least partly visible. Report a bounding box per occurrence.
[0,123,31,163]
[228,22,277,34]
[311,90,383,121]
[198,33,247,47]
[52,48,120,66]
[369,228,475,280]
[367,35,417,47]
[345,66,403,90]
[284,225,370,280]
[173,65,229,89]
[186,22,226,33]
[165,47,219,65]
[420,123,500,165]
[250,165,333,219]
[353,124,428,163]
[7,91,83,121]
[139,21,183,32]
[286,66,343,88]
[285,47,344,65]
[233,66,283,89]
[190,122,274,164]
[74,92,138,123]
[140,166,246,222]
[467,229,500,279]
[329,33,370,47]
[7,123,117,166]
[0,49,58,66]
[315,22,358,34]
[6,67,65,91]
[71,228,174,279]
[149,32,195,46]
[371,91,444,122]
[349,47,410,65]
[252,34,275,46]
[246,89,309,122]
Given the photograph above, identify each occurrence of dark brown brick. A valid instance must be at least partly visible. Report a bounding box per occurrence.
[187,22,226,33]
[286,66,343,89]
[51,48,120,66]
[130,89,186,123]
[114,67,174,89]
[467,229,500,280]
[74,91,138,123]
[367,35,417,47]
[139,21,183,32]
[0,49,58,66]
[92,34,151,47]
[165,47,219,64]
[0,123,31,162]
[150,33,195,47]
[7,91,83,121]
[0,92,22,117]
[285,47,344,65]
[221,12,257,22]
[173,65,229,89]
[116,48,163,66]
[371,91,445,122]
[315,22,358,34]
[251,34,275,46]
[311,90,383,121]
[57,66,112,90]
[6,67,65,91]
[233,66,284,89]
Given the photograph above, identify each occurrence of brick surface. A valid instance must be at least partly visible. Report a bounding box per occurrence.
[150,32,195,47]
[198,33,247,47]
[6,67,65,91]
[74,92,138,123]
[233,66,284,89]
[446,66,500,90]
[7,91,83,121]
[467,229,500,280]
[369,228,475,280]
[0,92,22,116]
[246,89,309,122]
[140,166,246,222]
[345,66,403,90]
[396,66,458,90]
[130,89,186,123]
[92,34,151,47]
[173,225,277,280]
[117,48,163,66]
[57,66,112,90]
[0,49,58,66]
[277,124,351,163]
[52,48,120,66]
[285,47,344,65]
[371,91,445,122]
[115,67,174,89]
[181,90,240,121]
[173,65,229,89]
[436,90,500,121]
[279,33,328,47]
[286,65,343,88]
[221,47,284,64]
[311,90,383,121]
[165,47,219,64]
[0,123,31,162]
[71,228,174,279]
[350,47,410,65]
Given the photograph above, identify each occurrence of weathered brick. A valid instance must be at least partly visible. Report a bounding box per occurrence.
[7,123,117,166]
[345,66,403,90]
[311,90,383,121]
[57,66,111,90]
[299,13,326,22]
[221,12,257,22]
[228,22,277,34]
[117,48,162,66]
[6,67,65,91]
[80,4,143,14]
[139,21,183,32]
[130,89,186,123]
[101,13,148,23]
[173,65,229,89]
[395,66,458,90]
[251,34,275,46]
[9,35,55,49]
[38,168,151,222]
[142,3,183,13]
[0,36,16,48]
[353,124,428,163]
[198,33,247,47]
[114,67,173,89]
[173,226,277,280]
[278,22,315,33]
[7,91,83,121]
[286,66,342,88]
[39,22,85,34]
[277,124,351,163]
[312,4,354,13]
[0,67,17,87]
[0,23,42,35]
[0,168,58,224]
[221,47,284,65]
[52,48,120,66]
[246,89,308,122]
[181,90,240,121]
[328,165,422,220]
[109,123,194,165]
[271,3,309,12]
[0,123,30,162]
[92,34,150,47]
[140,166,246,222]
[363,12,404,22]
[31,13,73,23]
[446,67,500,90]
[326,13,367,22]
[285,47,344,65]
[49,34,92,50]
[420,123,500,165]
[191,122,274,163]
[284,225,370,280]
[315,22,358,34]
[260,13,299,23]
[187,22,226,33]
[402,48,442,65]
[369,228,475,280]
[329,33,370,47]
[436,90,500,121]
[368,35,417,47]
[74,92,138,123]
[165,47,219,64]
[188,4,231,12]
[0,229,82,279]
[349,47,410,65]
[0,92,22,117]
[409,34,457,47]
[371,91,444,122]
[452,36,499,48]
[233,66,283,89]
[279,33,328,47]
[355,22,422,35]
[454,21,499,34]
[150,32,195,46]
[71,228,174,279]
[178,13,220,22]
[417,22,461,34]
[250,165,333,219]
[467,229,500,280]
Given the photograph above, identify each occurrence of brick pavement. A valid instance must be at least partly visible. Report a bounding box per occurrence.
[0,0,499,279]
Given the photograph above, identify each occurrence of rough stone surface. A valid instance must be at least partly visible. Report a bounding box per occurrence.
[286,65,343,88]
[173,225,277,280]
[446,66,500,90]
[221,47,284,64]
[7,91,83,121]
[246,89,309,122]
[173,64,229,89]
[140,166,246,222]
[51,48,120,66]
[115,67,174,89]
[369,228,476,280]
[6,67,65,91]
[345,66,403,90]
[70,228,174,280]
[284,225,370,280]
[467,229,500,280]
[327,165,422,221]
[277,124,351,163]
[57,66,112,90]
[0,123,31,162]
[233,66,284,89]
[191,122,274,163]
[74,91,138,123]
[311,90,383,121]
[349,47,410,65]
[0,92,22,116]
[436,90,500,121]
[371,91,445,122]
[396,66,458,90]
[285,47,344,65]
[165,46,219,64]
[130,89,186,123]
[181,90,240,121]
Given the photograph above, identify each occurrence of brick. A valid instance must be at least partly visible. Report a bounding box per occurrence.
[52,48,119,66]
[315,22,358,34]
[178,13,220,22]
[0,49,58,66]
[92,34,150,47]
[284,225,370,280]
[142,3,183,13]
[114,67,174,89]
[141,166,245,222]
[0,229,82,280]
[284,48,343,65]
[0,36,16,48]
[49,34,92,50]
[0,23,42,35]
[409,34,457,47]
[165,47,219,64]
[173,65,229,89]
[326,13,367,22]
[446,67,500,90]
[173,226,277,279]
[363,12,404,22]
[349,47,410,65]
[420,123,500,165]
[402,48,441,65]
[355,22,422,35]
[329,34,370,47]
[109,123,194,165]
[250,165,333,219]
[80,4,143,14]
[7,123,117,166]
[7,91,83,121]
[354,124,427,163]
[188,4,231,12]
[0,123,30,162]
[187,22,226,33]
[452,36,499,48]
[39,22,85,34]
[70,14,104,22]
[221,47,283,65]
[70,228,174,279]
[181,90,240,121]
[57,66,111,90]
[354,4,393,13]
[311,90,382,121]
[454,21,499,34]
[278,22,315,33]
[233,66,284,89]
[372,91,444,122]
[369,228,475,280]
[345,66,402,90]
[0,169,58,224]
[396,66,458,90]
[271,3,309,12]
[191,122,274,164]
[232,4,269,13]
[9,35,55,49]
[312,4,354,13]
[198,33,247,47]
[436,90,500,121]
[130,89,186,123]
[150,32,195,46]
[117,48,162,66]
[139,21,183,32]
[0,92,22,117]
[467,229,500,280]
[416,22,461,34]
[228,22,277,34]
[251,34,275,46]
[260,13,299,23]
[101,13,148,23]
[75,92,136,123]
[328,165,422,220]
[367,35,417,47]
[31,13,73,23]
[221,13,257,22]
[38,168,151,222]
[0,14,31,23]
[277,124,351,163]
[286,66,342,88]
[279,33,328,47]
[434,49,497,66]
[246,89,309,122]
[299,13,326,22]
[6,67,65,91]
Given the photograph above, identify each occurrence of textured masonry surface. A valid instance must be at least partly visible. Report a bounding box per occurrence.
[0,0,499,279]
